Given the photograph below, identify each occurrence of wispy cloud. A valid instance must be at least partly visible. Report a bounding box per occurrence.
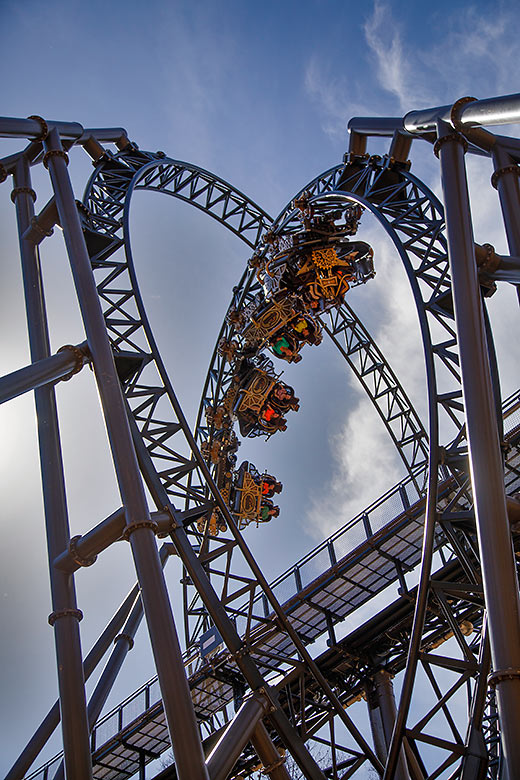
[306,0,519,132]
[303,0,520,540]
[303,57,371,141]
[303,1,435,140]
[427,5,519,98]
[363,1,434,111]
[306,393,403,539]
[305,230,427,539]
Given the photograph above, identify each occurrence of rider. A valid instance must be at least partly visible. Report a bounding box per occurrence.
[271,334,293,358]
[259,501,280,523]
[271,383,299,411]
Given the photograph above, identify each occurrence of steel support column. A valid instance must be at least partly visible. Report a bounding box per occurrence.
[42,128,208,780]
[436,121,520,776]
[5,584,140,780]
[206,695,268,780]
[251,722,292,780]
[373,671,411,780]
[53,552,168,780]
[367,686,387,765]
[12,156,93,780]
[491,144,520,303]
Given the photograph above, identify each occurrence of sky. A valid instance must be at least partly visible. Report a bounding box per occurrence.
[1,0,519,776]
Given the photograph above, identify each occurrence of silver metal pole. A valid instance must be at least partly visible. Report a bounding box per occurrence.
[0,343,88,404]
[491,144,520,303]
[373,671,411,780]
[436,121,520,776]
[42,127,208,780]
[251,722,292,780]
[52,552,170,780]
[12,156,93,780]
[405,94,520,134]
[206,695,267,780]
[5,585,140,780]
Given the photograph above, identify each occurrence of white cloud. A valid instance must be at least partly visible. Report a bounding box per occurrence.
[306,392,403,539]
[303,56,371,141]
[302,0,520,542]
[363,1,434,112]
[427,5,519,98]
[305,229,426,539]
[307,1,519,131]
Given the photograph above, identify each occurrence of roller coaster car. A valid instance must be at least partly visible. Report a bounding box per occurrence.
[197,461,282,535]
[201,429,239,468]
[233,361,299,439]
[279,239,374,312]
[205,404,233,432]
[241,295,322,364]
[198,509,228,536]
[266,206,374,311]
[231,461,282,530]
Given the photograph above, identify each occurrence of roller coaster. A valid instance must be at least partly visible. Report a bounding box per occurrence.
[1,94,520,780]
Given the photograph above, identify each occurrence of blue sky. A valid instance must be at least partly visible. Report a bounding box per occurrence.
[1,0,519,775]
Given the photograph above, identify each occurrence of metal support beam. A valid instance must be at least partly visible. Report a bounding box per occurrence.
[22,196,60,245]
[12,155,93,780]
[0,116,84,140]
[388,131,412,164]
[0,342,89,404]
[436,120,520,777]
[461,625,492,780]
[0,116,128,145]
[405,94,520,134]
[373,671,411,780]
[348,117,406,137]
[491,144,520,303]
[206,694,268,780]
[251,722,292,780]
[367,685,387,765]
[5,584,140,780]
[53,508,172,573]
[52,548,170,780]
[42,127,208,780]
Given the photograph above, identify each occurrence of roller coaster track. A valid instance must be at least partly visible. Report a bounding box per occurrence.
[80,144,507,779]
[3,99,520,780]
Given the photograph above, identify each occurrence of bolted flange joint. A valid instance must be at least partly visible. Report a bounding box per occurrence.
[68,534,97,567]
[57,343,90,381]
[57,343,89,381]
[11,186,37,204]
[449,96,477,131]
[122,520,158,541]
[27,114,49,141]
[114,633,135,650]
[48,608,83,626]
[433,132,468,158]
[491,164,520,190]
[488,667,520,687]
[43,149,69,169]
